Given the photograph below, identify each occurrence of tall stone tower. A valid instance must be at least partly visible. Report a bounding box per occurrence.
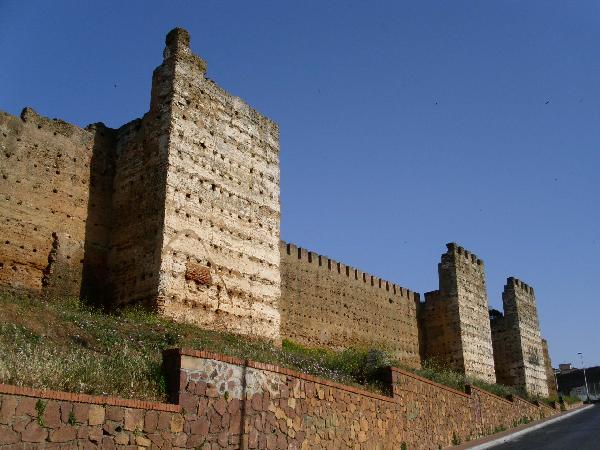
[0,28,281,341]
[147,29,281,341]
[490,278,548,396]
[421,243,496,383]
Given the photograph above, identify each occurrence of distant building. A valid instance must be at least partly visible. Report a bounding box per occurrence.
[559,363,573,372]
[556,365,600,401]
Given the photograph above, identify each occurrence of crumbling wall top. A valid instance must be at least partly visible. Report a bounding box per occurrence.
[166,27,190,49]
[162,27,206,73]
[506,276,535,295]
[445,242,484,266]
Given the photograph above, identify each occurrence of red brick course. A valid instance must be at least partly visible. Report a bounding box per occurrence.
[0,384,180,412]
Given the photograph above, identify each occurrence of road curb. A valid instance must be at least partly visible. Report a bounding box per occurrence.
[461,404,594,449]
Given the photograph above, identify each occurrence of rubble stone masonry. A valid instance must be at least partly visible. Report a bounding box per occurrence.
[0,349,560,449]
[490,278,549,397]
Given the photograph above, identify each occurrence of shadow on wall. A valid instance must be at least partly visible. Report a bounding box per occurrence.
[79,115,169,311]
[79,124,116,308]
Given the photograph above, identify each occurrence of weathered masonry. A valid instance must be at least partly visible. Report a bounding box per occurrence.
[542,339,558,398]
[152,29,281,341]
[0,27,553,394]
[0,349,563,449]
[0,28,281,341]
[490,278,549,397]
[421,243,497,383]
[279,242,421,368]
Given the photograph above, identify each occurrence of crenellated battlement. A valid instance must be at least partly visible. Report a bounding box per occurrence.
[281,241,419,301]
[505,276,534,295]
[280,240,422,366]
[445,242,484,266]
[493,278,547,396]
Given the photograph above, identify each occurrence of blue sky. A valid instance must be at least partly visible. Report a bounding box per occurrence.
[1,1,599,367]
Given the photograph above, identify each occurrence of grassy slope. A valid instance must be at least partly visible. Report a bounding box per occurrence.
[0,292,556,405]
[0,292,390,401]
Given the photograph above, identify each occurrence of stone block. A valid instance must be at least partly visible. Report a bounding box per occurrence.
[0,397,17,424]
[105,406,124,422]
[143,410,158,433]
[170,414,184,433]
[43,401,61,428]
[21,421,48,443]
[14,397,36,418]
[0,425,18,444]
[124,409,144,431]
[88,405,105,426]
[49,426,77,442]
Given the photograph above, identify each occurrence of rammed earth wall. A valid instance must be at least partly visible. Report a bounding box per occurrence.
[421,243,497,383]
[0,108,115,298]
[490,278,548,397]
[0,28,281,341]
[541,339,558,398]
[279,242,421,368]
[156,29,281,341]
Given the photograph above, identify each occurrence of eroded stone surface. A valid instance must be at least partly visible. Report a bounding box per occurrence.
[280,242,421,367]
[0,28,281,341]
[542,338,558,397]
[491,278,549,396]
[421,243,497,383]
[155,30,281,340]
[0,109,114,297]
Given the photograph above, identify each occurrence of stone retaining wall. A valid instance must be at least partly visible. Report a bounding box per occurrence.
[0,349,561,449]
[0,384,182,448]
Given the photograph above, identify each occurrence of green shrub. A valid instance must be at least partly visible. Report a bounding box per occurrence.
[561,395,581,405]
[35,399,46,426]
[415,358,544,403]
[451,432,461,445]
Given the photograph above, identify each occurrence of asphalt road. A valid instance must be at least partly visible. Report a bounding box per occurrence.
[491,404,600,450]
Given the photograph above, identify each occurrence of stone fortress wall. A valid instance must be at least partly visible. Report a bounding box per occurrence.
[421,244,497,383]
[542,339,558,397]
[0,108,115,298]
[0,28,282,342]
[151,29,281,341]
[490,278,549,397]
[0,28,552,395]
[279,242,421,368]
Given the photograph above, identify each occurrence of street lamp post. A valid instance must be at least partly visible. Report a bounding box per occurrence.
[577,352,591,402]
